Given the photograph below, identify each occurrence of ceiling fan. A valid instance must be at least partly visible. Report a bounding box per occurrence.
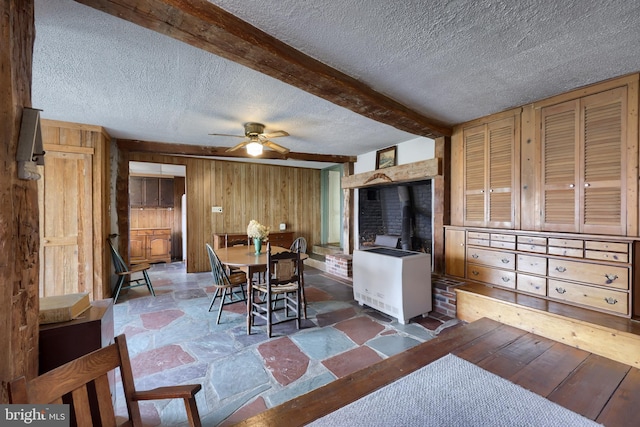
[209,122,290,156]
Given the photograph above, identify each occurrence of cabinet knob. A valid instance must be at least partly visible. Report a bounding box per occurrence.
[555,266,567,273]
[460,243,464,246]
[43,239,49,243]
[584,183,590,187]
[489,189,494,193]
[569,184,575,188]
[604,297,618,305]
[471,270,479,276]
[555,287,567,294]
[501,277,511,282]
[471,253,479,259]
[501,258,510,264]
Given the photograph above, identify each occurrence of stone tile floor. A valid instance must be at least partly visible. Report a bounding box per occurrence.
[112,261,458,426]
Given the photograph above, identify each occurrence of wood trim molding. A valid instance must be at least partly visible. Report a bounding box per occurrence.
[341,158,441,190]
[74,0,451,139]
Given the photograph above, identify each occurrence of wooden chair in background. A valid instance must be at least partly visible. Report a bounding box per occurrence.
[206,243,248,324]
[249,244,302,337]
[9,334,202,427]
[107,235,155,303]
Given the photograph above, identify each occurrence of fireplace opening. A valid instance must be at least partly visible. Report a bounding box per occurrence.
[358,180,432,253]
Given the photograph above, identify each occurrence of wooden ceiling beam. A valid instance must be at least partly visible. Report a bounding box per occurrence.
[117,139,357,163]
[74,0,451,139]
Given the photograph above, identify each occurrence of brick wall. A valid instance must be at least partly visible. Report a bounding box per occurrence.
[432,275,466,318]
[358,181,432,251]
[325,253,353,279]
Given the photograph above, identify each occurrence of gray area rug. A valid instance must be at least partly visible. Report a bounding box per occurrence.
[308,353,602,427]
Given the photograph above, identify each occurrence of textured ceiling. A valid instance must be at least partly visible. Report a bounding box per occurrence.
[33,0,640,168]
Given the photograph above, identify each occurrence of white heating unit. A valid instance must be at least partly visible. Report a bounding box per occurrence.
[353,247,431,324]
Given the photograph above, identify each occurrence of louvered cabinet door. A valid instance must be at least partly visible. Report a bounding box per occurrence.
[540,87,627,234]
[487,117,515,228]
[541,100,580,232]
[463,125,486,226]
[580,87,626,235]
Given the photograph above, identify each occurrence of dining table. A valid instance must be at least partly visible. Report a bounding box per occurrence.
[215,245,309,333]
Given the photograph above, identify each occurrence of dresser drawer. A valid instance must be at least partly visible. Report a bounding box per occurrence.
[548,280,628,315]
[517,235,547,246]
[548,259,628,290]
[517,273,546,296]
[548,238,584,249]
[517,254,547,275]
[584,241,629,263]
[468,237,490,247]
[516,243,547,253]
[468,232,490,241]
[548,246,583,258]
[467,247,515,270]
[490,240,516,250]
[467,265,516,289]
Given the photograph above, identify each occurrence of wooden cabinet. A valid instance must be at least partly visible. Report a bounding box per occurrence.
[39,299,114,374]
[462,228,634,317]
[444,227,466,278]
[130,228,171,264]
[539,86,628,235]
[130,177,174,207]
[463,115,518,228]
[213,231,295,250]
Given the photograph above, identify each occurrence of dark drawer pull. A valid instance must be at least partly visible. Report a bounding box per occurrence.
[555,266,567,273]
[501,277,511,283]
[555,287,566,294]
[604,274,619,284]
[471,270,479,276]
[604,297,618,305]
[501,258,510,264]
[471,253,479,259]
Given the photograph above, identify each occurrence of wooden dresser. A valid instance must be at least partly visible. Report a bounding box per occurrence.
[447,226,637,318]
[213,231,295,250]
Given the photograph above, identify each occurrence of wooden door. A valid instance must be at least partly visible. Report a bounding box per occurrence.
[129,230,146,263]
[580,87,626,235]
[39,151,93,297]
[541,87,626,234]
[445,228,466,278]
[540,100,579,232]
[486,118,515,228]
[463,117,515,228]
[463,125,486,226]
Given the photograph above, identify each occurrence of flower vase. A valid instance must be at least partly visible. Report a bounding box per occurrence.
[253,238,262,255]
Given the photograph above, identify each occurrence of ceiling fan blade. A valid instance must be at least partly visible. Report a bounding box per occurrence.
[225,140,250,152]
[263,140,290,154]
[261,130,289,139]
[209,133,245,138]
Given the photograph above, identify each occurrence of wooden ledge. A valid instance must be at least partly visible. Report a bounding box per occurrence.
[455,282,640,367]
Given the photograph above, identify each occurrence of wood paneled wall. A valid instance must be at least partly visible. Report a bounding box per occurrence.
[126,153,321,273]
[1,0,38,402]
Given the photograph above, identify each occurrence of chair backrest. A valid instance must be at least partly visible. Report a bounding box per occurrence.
[107,235,128,274]
[206,243,230,286]
[268,244,301,286]
[10,335,146,426]
[290,236,307,254]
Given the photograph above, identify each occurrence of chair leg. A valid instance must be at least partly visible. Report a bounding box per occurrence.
[216,288,229,325]
[113,276,126,303]
[208,287,221,312]
[143,270,155,296]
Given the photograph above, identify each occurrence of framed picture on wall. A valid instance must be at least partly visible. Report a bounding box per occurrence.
[376,146,397,169]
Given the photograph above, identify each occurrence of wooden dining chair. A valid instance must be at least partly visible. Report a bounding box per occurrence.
[107,235,155,303]
[249,243,302,337]
[289,236,307,254]
[206,243,248,324]
[9,334,203,427]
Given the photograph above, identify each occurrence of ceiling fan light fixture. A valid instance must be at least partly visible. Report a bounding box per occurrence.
[246,141,263,156]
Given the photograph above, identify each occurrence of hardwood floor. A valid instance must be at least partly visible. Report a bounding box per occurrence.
[236,317,640,427]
